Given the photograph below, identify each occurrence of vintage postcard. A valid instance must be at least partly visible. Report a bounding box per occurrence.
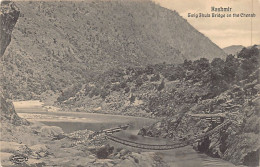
[0,0,259,166]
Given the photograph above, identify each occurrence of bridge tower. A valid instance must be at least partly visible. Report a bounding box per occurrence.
[198,116,226,153]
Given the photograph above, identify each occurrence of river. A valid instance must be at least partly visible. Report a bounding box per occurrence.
[13,100,243,167]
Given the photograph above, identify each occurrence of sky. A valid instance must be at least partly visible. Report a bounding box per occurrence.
[153,0,260,48]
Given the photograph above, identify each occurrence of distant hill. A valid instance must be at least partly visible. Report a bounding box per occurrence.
[223,45,244,55]
[2,0,225,99]
[254,45,260,50]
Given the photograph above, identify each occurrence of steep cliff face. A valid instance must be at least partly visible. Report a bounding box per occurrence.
[194,87,260,166]
[140,78,259,165]
[0,1,20,57]
[137,46,259,165]
[0,91,28,125]
[0,1,28,125]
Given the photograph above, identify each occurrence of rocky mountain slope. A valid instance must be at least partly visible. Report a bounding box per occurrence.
[0,1,20,56]
[2,0,225,99]
[57,46,259,115]
[141,71,259,166]
[0,1,27,125]
[59,45,259,165]
[136,47,260,166]
[0,2,164,166]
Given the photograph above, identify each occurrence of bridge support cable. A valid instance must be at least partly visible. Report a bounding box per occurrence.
[105,120,232,150]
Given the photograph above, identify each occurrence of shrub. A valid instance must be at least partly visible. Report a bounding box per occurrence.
[100,88,109,99]
[57,83,81,102]
[150,74,160,82]
[124,87,130,93]
[157,79,165,91]
[183,59,193,70]
[96,145,114,159]
[129,94,136,104]
[144,65,154,75]
[167,74,177,81]
[135,77,143,87]
[119,81,127,89]
[193,58,210,71]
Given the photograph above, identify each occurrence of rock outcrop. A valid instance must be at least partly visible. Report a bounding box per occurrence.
[136,47,259,166]
[0,91,28,125]
[140,73,260,166]
[0,1,20,57]
[0,1,27,125]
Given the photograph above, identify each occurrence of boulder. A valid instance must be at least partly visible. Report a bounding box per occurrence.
[39,126,63,137]
[253,84,260,91]
[0,93,29,125]
[88,145,114,159]
[96,145,114,159]
[29,144,48,158]
[0,1,20,57]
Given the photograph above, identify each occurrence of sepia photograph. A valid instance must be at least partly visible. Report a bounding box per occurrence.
[0,0,259,166]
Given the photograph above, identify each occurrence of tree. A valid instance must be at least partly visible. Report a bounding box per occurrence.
[223,55,238,83]
[144,65,154,75]
[100,88,109,99]
[183,59,192,70]
[135,77,143,87]
[124,87,130,93]
[129,93,135,104]
[236,46,260,80]
[210,58,225,85]
[157,79,165,91]
[211,58,224,68]
[237,45,259,59]
[150,74,160,82]
[193,58,210,71]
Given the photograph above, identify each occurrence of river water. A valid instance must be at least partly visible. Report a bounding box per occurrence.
[14,100,243,167]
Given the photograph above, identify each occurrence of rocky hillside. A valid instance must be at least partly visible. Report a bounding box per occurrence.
[141,72,259,166]
[57,46,259,114]
[0,1,20,56]
[136,46,260,166]
[0,1,28,125]
[0,2,166,166]
[2,0,225,99]
[58,45,259,165]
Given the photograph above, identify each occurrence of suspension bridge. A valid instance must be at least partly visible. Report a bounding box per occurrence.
[103,114,232,150]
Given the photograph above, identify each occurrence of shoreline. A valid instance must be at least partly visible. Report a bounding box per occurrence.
[13,100,158,121]
[9,100,241,167]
